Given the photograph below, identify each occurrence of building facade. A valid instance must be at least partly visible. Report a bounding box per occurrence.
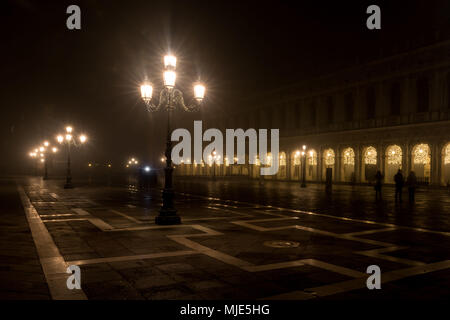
[176,40,450,186]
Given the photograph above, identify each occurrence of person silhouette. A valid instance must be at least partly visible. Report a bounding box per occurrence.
[374,170,383,201]
[394,169,404,202]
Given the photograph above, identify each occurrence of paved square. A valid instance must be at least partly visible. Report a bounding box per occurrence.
[3,177,450,300]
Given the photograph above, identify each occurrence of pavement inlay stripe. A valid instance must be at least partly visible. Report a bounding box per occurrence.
[72,208,90,216]
[67,250,199,266]
[110,209,143,224]
[18,185,87,300]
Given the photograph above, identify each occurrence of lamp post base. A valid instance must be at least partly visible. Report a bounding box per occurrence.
[301,182,306,188]
[155,187,181,225]
[64,177,73,189]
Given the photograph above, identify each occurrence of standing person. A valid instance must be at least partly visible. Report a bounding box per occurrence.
[394,169,404,202]
[407,171,417,203]
[374,170,383,201]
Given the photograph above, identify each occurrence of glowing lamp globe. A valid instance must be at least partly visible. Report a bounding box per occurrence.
[163,55,176,69]
[163,70,176,88]
[194,84,205,101]
[140,81,153,102]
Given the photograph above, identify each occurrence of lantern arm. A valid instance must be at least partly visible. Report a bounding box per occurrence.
[144,89,169,112]
[172,88,201,112]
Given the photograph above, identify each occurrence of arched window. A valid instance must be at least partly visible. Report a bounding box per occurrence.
[386,145,402,165]
[342,147,355,182]
[279,152,286,166]
[293,151,301,165]
[364,146,377,165]
[278,152,287,179]
[308,149,317,166]
[413,144,430,165]
[342,147,355,165]
[363,146,377,182]
[442,143,450,185]
[412,143,431,182]
[444,144,450,165]
[385,145,402,183]
[306,149,318,181]
[324,149,335,166]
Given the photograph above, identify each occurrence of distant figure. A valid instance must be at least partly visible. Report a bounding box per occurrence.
[374,170,383,201]
[407,171,417,203]
[394,169,404,202]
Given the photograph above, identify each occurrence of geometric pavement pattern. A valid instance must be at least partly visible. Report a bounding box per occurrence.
[18,181,450,300]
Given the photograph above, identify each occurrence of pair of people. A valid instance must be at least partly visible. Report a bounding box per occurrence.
[394,169,417,203]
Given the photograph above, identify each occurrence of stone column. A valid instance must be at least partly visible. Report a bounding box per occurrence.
[401,142,407,173]
[336,146,342,182]
[378,143,384,174]
[431,141,440,186]
[406,142,412,175]
[317,148,323,182]
[286,149,292,181]
[355,145,361,183]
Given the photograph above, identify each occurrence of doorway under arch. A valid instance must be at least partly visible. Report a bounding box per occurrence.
[385,145,402,183]
[412,143,431,184]
[363,146,377,182]
[341,147,355,182]
[322,148,335,181]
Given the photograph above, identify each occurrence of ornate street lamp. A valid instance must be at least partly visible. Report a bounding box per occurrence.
[301,145,307,188]
[40,141,58,180]
[29,150,39,176]
[140,54,205,225]
[56,126,87,189]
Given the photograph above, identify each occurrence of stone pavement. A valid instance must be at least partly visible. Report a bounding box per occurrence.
[3,176,450,299]
[0,179,50,299]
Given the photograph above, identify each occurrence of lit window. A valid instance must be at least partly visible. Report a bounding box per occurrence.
[279,153,286,166]
[413,144,430,164]
[444,143,450,165]
[324,149,335,166]
[342,147,355,165]
[364,146,377,165]
[387,145,402,165]
[293,151,301,165]
[308,150,317,165]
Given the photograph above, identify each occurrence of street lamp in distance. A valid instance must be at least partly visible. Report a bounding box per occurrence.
[56,126,87,189]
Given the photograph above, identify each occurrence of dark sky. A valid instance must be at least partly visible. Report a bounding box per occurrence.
[1,0,449,172]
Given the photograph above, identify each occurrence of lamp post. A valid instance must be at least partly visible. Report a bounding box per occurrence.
[29,150,38,176]
[140,54,205,225]
[40,141,58,180]
[56,126,87,189]
[301,145,307,188]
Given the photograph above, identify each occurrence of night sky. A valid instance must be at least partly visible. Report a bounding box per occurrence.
[1,0,449,172]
